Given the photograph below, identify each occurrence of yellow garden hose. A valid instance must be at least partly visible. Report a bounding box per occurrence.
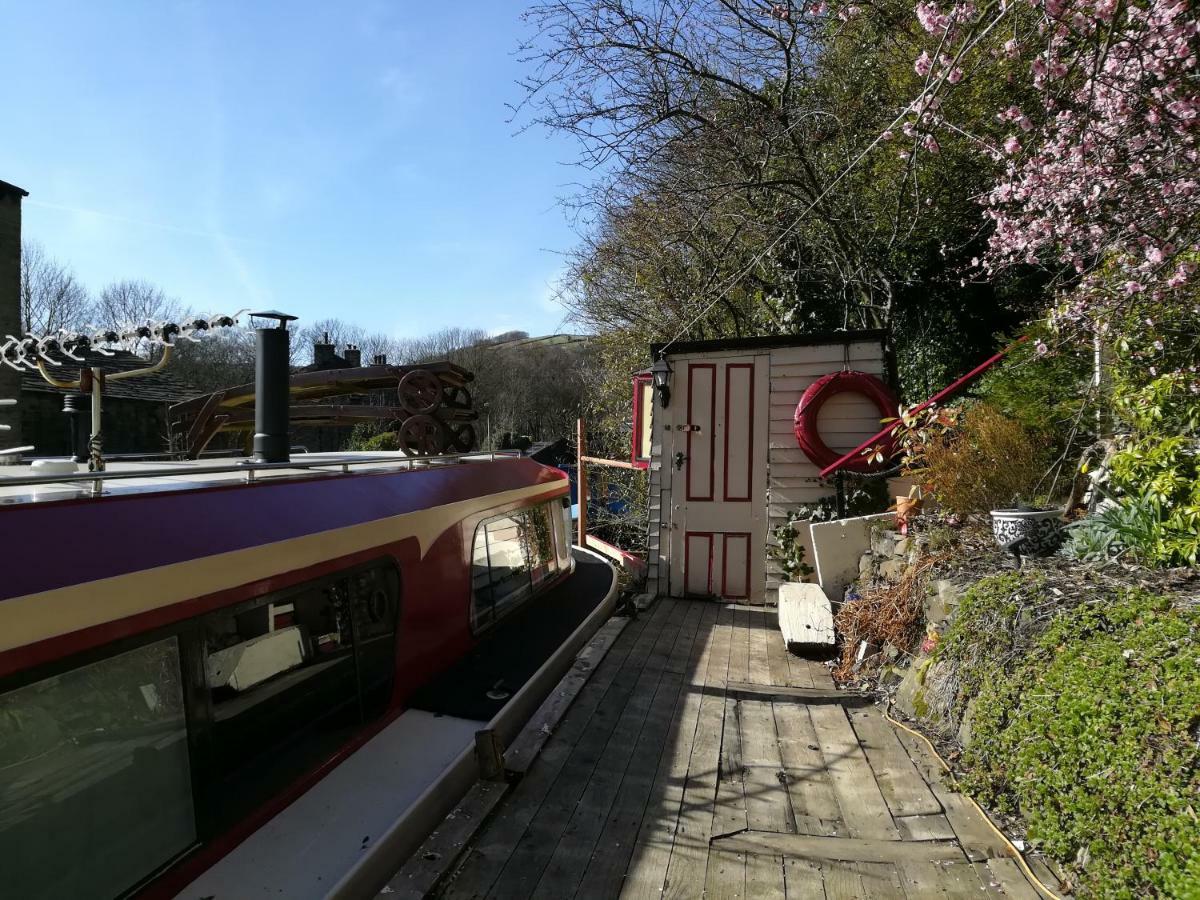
[883,705,1067,900]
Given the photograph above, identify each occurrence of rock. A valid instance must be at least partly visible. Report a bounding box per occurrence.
[878,559,906,582]
[894,536,912,557]
[871,529,900,558]
[895,657,931,720]
[923,579,962,626]
[957,695,978,746]
[858,552,875,577]
[882,642,900,661]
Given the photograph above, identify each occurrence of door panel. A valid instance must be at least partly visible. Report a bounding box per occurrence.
[721,533,751,599]
[685,363,716,501]
[668,356,768,603]
[722,364,754,502]
[683,532,714,596]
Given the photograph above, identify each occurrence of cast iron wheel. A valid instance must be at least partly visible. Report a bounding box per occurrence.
[444,386,472,410]
[450,423,477,452]
[397,415,447,456]
[398,369,443,416]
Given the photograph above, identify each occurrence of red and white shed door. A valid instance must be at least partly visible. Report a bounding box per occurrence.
[667,356,768,602]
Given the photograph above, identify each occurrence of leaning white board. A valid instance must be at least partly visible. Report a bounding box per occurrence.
[778,582,835,650]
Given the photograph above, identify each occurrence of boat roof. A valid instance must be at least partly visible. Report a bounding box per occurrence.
[0,450,528,507]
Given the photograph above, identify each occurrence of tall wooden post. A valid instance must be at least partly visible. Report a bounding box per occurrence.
[576,417,588,547]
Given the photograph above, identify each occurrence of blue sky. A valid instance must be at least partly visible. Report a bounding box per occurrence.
[0,1,583,339]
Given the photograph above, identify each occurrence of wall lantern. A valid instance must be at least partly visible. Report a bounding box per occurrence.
[651,354,672,408]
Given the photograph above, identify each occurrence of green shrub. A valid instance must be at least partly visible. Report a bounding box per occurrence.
[975,323,1094,442]
[1079,436,1200,568]
[923,403,1054,513]
[960,591,1200,898]
[933,573,1035,715]
[355,430,401,452]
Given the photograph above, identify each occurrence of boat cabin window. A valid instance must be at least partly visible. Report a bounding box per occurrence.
[201,560,400,833]
[0,638,196,900]
[471,500,568,633]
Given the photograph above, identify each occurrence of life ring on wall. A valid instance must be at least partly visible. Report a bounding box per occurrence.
[793,371,899,473]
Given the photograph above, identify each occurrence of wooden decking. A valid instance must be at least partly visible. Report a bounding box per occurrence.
[433,599,1044,899]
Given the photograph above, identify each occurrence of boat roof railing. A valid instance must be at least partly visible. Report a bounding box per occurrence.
[0,449,526,498]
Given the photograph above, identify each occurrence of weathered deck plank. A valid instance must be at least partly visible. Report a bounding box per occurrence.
[658,604,734,900]
[568,600,707,898]
[764,612,793,687]
[438,601,667,899]
[893,728,1011,862]
[438,599,1047,900]
[773,701,842,834]
[746,609,773,686]
[499,600,689,899]
[704,695,747,898]
[846,706,942,818]
[808,704,901,841]
[617,602,720,900]
[740,698,794,834]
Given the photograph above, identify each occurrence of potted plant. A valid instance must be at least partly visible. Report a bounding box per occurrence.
[865,405,960,531]
[989,502,1067,558]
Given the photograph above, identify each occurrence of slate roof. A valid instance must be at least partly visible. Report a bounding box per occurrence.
[20,348,203,403]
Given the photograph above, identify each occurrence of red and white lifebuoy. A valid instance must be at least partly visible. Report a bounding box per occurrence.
[793,371,899,473]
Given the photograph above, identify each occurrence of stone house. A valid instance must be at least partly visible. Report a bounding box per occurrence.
[20,349,201,458]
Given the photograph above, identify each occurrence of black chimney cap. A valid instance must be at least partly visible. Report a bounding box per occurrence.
[249,310,298,328]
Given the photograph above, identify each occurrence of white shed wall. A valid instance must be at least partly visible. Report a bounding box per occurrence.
[645,337,889,605]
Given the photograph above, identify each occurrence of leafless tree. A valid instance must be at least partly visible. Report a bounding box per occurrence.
[94,279,185,330]
[19,240,90,335]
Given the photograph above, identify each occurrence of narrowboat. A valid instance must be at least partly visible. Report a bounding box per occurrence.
[0,318,618,899]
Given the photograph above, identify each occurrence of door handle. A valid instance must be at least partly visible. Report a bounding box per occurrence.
[674,451,687,470]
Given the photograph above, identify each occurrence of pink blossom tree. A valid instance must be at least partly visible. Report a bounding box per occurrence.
[900,0,1199,377]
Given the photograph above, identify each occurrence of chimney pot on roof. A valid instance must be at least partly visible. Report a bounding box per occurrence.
[344,345,361,368]
[313,339,336,369]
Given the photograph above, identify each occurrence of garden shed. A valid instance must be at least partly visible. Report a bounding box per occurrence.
[637,331,893,605]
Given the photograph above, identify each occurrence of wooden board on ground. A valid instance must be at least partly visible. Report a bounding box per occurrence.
[658,604,734,900]
[892,728,1013,862]
[438,603,665,898]
[617,602,720,900]
[381,779,509,899]
[727,680,869,705]
[778,582,835,650]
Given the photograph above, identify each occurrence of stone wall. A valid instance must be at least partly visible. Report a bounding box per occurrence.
[853,525,972,737]
[21,392,172,457]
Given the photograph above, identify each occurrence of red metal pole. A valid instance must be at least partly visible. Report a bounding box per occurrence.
[818,335,1030,478]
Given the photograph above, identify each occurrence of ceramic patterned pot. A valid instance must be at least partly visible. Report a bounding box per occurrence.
[990,508,1066,557]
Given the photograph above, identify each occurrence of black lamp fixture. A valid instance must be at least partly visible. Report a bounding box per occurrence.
[651,353,672,408]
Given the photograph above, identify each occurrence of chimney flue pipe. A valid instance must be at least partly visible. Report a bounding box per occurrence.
[249,311,297,464]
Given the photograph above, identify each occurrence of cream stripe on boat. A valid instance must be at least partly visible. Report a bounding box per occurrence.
[1,483,557,655]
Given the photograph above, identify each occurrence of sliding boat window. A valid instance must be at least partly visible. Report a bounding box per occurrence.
[526,504,558,590]
[0,638,196,900]
[200,560,399,832]
[471,501,570,633]
[484,513,533,619]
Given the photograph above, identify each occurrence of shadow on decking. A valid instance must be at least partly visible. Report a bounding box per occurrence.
[431,598,852,898]
[427,597,1053,900]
